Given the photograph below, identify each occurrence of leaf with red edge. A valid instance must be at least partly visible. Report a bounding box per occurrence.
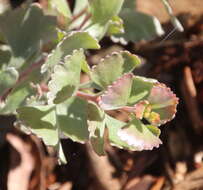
[99,73,133,110]
[117,118,162,151]
[146,83,179,125]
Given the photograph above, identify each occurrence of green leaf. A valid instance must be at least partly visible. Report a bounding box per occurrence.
[122,0,136,9]
[88,101,105,155]
[128,76,156,105]
[90,51,140,89]
[105,114,129,149]
[90,0,124,24]
[41,31,100,73]
[48,0,72,19]
[85,23,109,40]
[146,83,179,125]
[99,73,133,110]
[57,97,89,143]
[0,64,42,115]
[106,16,124,36]
[0,4,57,69]
[0,67,18,96]
[117,9,164,42]
[48,49,85,104]
[117,118,162,151]
[17,105,59,146]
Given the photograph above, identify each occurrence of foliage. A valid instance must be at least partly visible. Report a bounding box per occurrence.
[0,0,179,163]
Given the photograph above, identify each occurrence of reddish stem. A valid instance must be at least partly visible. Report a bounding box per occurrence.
[76,91,99,103]
[69,6,88,25]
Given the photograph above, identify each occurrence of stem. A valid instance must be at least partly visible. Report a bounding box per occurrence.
[69,6,88,25]
[76,91,99,103]
[77,13,91,30]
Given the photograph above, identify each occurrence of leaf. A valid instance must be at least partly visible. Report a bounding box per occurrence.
[105,114,129,149]
[90,51,140,89]
[99,73,133,110]
[146,83,179,125]
[106,16,124,36]
[57,97,89,143]
[0,67,18,96]
[48,0,72,19]
[41,31,100,73]
[48,49,85,104]
[17,105,58,146]
[105,115,160,151]
[161,0,184,32]
[117,118,162,151]
[117,9,164,42]
[17,97,90,162]
[128,76,157,105]
[90,0,124,24]
[0,4,57,69]
[0,45,11,67]
[85,23,109,40]
[122,0,136,9]
[88,101,105,155]
[0,64,42,115]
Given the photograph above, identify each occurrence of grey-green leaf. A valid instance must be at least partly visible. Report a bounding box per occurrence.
[57,97,89,143]
[41,31,100,73]
[0,4,57,69]
[90,51,140,89]
[117,118,162,151]
[17,105,59,146]
[48,49,85,104]
[90,0,124,24]
[117,9,164,42]
[88,101,105,155]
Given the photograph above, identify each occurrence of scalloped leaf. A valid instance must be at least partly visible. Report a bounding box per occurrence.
[48,49,85,104]
[105,115,162,151]
[17,105,58,146]
[146,83,179,125]
[90,0,124,24]
[117,118,162,151]
[105,114,129,149]
[128,76,157,105]
[99,73,133,110]
[88,101,105,155]
[41,31,100,73]
[116,9,164,42]
[90,51,140,89]
[106,16,124,36]
[0,4,57,69]
[57,97,89,143]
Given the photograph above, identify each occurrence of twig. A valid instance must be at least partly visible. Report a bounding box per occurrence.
[181,66,203,133]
